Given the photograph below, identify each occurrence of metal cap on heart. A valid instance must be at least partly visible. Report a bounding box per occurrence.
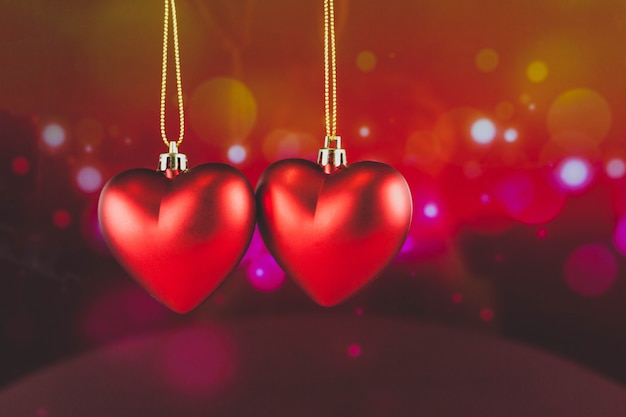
[256,158,413,306]
[98,163,256,313]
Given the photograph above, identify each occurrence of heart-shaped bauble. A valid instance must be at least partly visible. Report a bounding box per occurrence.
[98,164,256,313]
[256,159,412,306]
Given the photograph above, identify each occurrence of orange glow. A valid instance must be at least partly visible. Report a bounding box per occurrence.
[547,88,612,144]
[475,48,499,72]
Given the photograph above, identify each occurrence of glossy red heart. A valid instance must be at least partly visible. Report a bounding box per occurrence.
[256,159,412,306]
[98,164,256,313]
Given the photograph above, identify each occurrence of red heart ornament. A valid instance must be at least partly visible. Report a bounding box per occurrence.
[256,159,413,306]
[98,164,256,313]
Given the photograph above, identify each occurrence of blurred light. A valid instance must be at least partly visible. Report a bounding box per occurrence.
[529,103,536,111]
[227,145,247,164]
[606,158,626,179]
[76,166,103,193]
[547,88,612,144]
[504,128,518,143]
[356,50,377,72]
[451,293,463,304]
[480,193,491,204]
[494,171,567,224]
[189,77,257,145]
[11,156,30,176]
[480,308,495,322]
[423,203,439,219]
[520,93,531,104]
[526,60,548,83]
[475,48,499,72]
[53,210,72,229]
[494,174,533,215]
[355,307,364,316]
[347,343,362,358]
[471,118,496,144]
[564,244,617,297]
[42,124,66,148]
[537,228,547,239]
[246,254,285,292]
[557,157,591,190]
[359,126,371,138]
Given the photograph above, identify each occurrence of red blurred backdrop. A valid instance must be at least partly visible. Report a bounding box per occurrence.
[2,0,626,390]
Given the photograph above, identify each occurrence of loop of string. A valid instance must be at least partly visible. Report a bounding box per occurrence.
[160,0,185,147]
[324,0,338,139]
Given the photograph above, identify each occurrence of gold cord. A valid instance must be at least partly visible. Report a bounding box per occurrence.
[160,0,185,147]
[324,0,338,138]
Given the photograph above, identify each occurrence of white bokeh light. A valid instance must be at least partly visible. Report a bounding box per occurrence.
[504,128,518,143]
[558,157,591,190]
[42,124,66,148]
[423,203,439,219]
[76,166,103,193]
[471,118,496,144]
[359,126,371,138]
[228,145,247,164]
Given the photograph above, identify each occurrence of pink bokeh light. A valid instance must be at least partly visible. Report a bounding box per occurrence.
[451,293,463,304]
[480,308,495,322]
[52,210,72,229]
[564,244,617,297]
[11,156,30,176]
[347,343,362,358]
[76,166,103,193]
[246,253,285,293]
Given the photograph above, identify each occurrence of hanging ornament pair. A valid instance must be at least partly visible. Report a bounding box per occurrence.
[98,0,413,313]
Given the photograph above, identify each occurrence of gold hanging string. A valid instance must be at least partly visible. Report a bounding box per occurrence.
[160,0,185,147]
[317,0,346,171]
[324,0,338,138]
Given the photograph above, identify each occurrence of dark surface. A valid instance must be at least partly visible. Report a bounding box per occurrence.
[2,315,626,417]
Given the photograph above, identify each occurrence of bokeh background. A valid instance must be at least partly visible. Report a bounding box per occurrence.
[2,0,626,393]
